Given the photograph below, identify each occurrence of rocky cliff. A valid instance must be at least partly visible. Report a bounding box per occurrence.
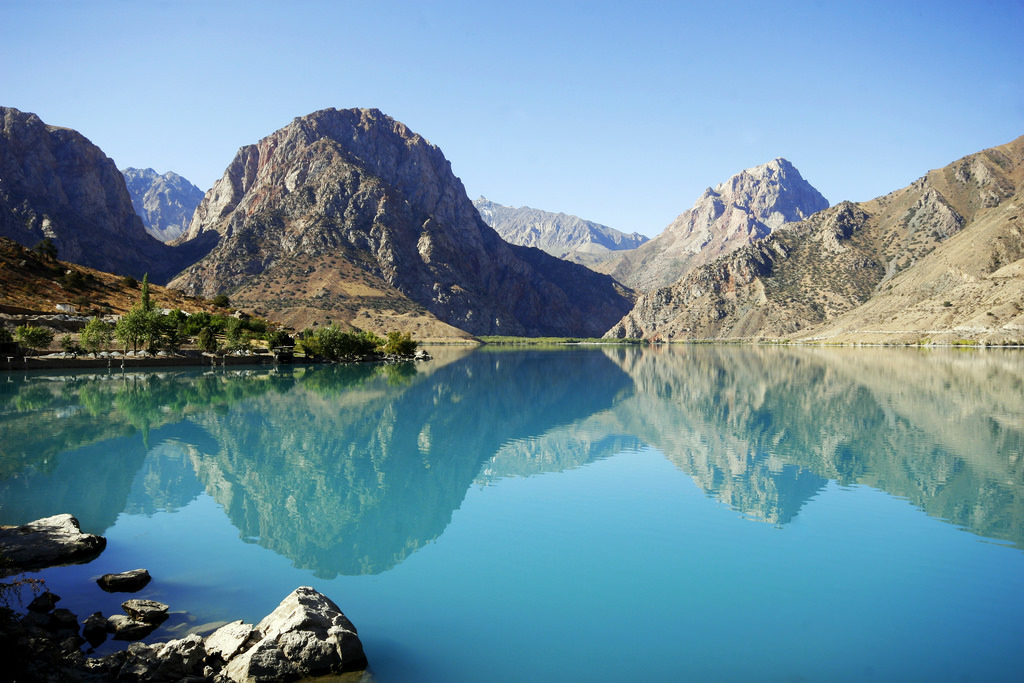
[603,158,828,291]
[169,108,633,336]
[473,197,647,267]
[0,107,182,282]
[606,135,1024,343]
[121,167,204,243]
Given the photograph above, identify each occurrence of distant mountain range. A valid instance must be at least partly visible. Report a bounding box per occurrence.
[121,167,204,243]
[1,102,1021,344]
[473,197,647,267]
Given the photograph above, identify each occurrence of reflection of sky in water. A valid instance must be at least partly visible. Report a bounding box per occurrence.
[1,347,1023,680]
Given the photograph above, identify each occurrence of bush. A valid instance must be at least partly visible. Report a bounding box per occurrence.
[62,270,86,290]
[298,325,381,361]
[212,294,230,308]
[265,329,293,349]
[382,331,417,356]
[14,325,54,356]
[120,275,138,289]
[33,238,57,260]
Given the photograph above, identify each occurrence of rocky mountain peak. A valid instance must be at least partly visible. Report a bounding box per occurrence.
[603,158,829,291]
[0,106,181,281]
[172,107,633,336]
[122,167,204,243]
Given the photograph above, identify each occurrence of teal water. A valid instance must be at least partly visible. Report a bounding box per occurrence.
[1,346,1023,681]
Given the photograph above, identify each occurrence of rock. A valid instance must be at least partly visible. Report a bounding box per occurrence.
[221,586,366,681]
[413,348,431,360]
[107,613,159,641]
[97,568,152,593]
[206,619,257,661]
[122,598,169,624]
[27,590,60,613]
[82,611,108,647]
[0,514,106,576]
[113,634,207,681]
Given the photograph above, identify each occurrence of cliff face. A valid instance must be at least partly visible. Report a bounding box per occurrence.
[121,167,204,243]
[604,158,829,291]
[474,197,647,267]
[170,108,633,336]
[606,135,1024,343]
[0,107,181,282]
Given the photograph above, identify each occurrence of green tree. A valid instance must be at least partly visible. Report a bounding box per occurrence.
[212,293,230,308]
[33,238,57,260]
[81,317,113,357]
[60,334,77,356]
[140,273,153,312]
[14,325,54,356]
[116,306,157,354]
[383,331,417,356]
[265,329,293,349]
[197,326,218,353]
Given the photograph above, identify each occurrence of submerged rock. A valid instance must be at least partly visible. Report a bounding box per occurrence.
[0,514,106,576]
[82,611,108,648]
[121,598,169,624]
[97,568,152,593]
[27,590,61,613]
[108,613,160,641]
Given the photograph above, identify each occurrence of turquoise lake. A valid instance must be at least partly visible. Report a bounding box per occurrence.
[1,345,1023,681]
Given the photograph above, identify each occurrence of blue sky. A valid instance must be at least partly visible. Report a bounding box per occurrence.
[2,0,1022,237]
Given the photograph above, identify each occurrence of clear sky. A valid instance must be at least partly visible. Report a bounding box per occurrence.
[2,0,1022,237]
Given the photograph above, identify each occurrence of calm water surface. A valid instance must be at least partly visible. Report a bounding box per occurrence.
[1,346,1023,681]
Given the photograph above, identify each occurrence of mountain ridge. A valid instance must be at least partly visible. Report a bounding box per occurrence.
[473,197,647,267]
[601,158,829,291]
[170,107,634,337]
[606,135,1024,343]
[122,167,204,243]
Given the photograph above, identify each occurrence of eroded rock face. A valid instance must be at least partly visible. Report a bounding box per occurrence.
[0,513,106,576]
[0,107,183,281]
[606,158,828,291]
[122,167,204,243]
[170,107,633,336]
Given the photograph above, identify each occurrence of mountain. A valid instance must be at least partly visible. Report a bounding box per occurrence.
[0,107,182,282]
[169,108,633,337]
[473,197,648,267]
[121,167,204,243]
[606,135,1024,343]
[602,158,829,291]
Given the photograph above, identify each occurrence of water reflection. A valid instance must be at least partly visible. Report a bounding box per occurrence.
[0,345,1022,579]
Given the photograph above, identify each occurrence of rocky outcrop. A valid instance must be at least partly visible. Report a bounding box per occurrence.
[86,586,367,681]
[603,158,828,291]
[122,167,204,243]
[0,513,106,576]
[0,107,184,282]
[474,196,647,266]
[605,135,1024,343]
[169,108,634,337]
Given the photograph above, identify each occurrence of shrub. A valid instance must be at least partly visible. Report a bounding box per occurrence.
[33,238,57,260]
[382,331,417,356]
[120,275,138,289]
[212,294,230,308]
[14,325,54,356]
[265,329,293,349]
[298,325,381,361]
[62,270,86,290]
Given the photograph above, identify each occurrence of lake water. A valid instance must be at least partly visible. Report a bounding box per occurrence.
[1,345,1023,681]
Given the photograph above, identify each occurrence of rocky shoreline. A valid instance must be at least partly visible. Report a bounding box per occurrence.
[0,515,369,681]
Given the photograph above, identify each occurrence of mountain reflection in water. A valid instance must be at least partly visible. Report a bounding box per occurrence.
[0,345,1021,578]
